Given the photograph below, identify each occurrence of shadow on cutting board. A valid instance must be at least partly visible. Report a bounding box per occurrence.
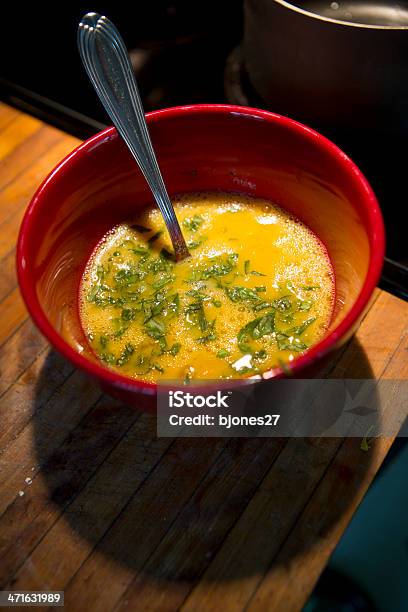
[30,338,377,587]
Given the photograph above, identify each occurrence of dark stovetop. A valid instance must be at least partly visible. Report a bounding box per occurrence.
[1,3,407,300]
[1,3,242,136]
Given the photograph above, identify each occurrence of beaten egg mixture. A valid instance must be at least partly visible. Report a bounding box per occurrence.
[80,193,334,382]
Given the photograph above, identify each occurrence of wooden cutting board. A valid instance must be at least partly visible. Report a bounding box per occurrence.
[0,102,407,612]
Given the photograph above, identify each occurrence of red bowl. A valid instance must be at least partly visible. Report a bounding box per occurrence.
[17,104,385,410]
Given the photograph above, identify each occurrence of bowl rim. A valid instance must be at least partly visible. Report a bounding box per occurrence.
[16,103,385,394]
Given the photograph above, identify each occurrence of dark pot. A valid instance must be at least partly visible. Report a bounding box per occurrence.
[243,0,408,133]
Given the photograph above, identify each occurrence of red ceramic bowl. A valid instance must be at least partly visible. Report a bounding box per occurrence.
[17,105,384,410]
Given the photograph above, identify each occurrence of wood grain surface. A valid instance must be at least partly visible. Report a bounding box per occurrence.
[0,103,406,612]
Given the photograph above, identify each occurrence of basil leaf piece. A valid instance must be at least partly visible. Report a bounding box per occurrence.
[252,312,275,339]
[237,310,275,353]
[183,214,203,232]
[290,317,316,336]
[225,286,259,303]
[144,318,166,339]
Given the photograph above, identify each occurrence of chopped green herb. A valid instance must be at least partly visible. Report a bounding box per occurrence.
[100,335,108,348]
[99,352,116,365]
[167,293,180,315]
[196,332,217,344]
[132,245,149,255]
[121,308,136,321]
[185,301,203,314]
[243,260,265,276]
[87,286,117,307]
[153,276,173,290]
[252,312,275,339]
[96,265,105,283]
[111,318,130,338]
[253,301,272,312]
[132,354,151,375]
[185,299,216,337]
[237,311,275,353]
[183,214,203,232]
[276,333,307,352]
[290,317,316,336]
[184,367,194,384]
[151,295,167,317]
[82,204,329,382]
[168,342,181,356]
[236,366,253,374]
[360,437,370,451]
[186,289,208,300]
[250,270,266,277]
[190,253,239,281]
[225,286,259,303]
[144,318,165,339]
[360,426,374,451]
[272,296,292,312]
[298,300,313,311]
[114,268,138,284]
[116,343,135,366]
[187,237,206,249]
[198,307,211,332]
[238,319,259,353]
